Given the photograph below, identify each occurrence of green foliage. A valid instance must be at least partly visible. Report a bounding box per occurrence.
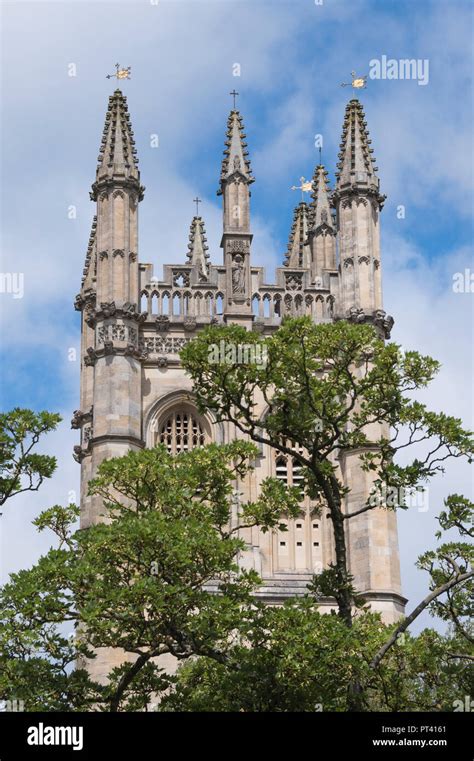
[0,408,61,508]
[1,325,472,712]
[181,318,472,505]
[418,496,473,643]
[0,441,300,711]
[161,603,472,712]
[181,318,473,625]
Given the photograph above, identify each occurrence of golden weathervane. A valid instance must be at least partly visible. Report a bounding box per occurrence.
[106,63,131,81]
[291,176,313,202]
[341,71,367,91]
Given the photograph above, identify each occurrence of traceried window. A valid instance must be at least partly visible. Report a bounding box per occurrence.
[159,410,206,455]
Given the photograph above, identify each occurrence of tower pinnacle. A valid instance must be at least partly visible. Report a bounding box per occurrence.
[186,215,210,280]
[218,109,254,193]
[335,98,381,199]
[310,165,334,233]
[284,202,311,269]
[91,89,144,200]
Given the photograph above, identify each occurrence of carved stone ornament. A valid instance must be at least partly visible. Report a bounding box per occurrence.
[172,271,190,288]
[347,306,366,323]
[70,406,93,429]
[85,301,147,327]
[73,442,91,464]
[139,336,189,355]
[84,347,99,366]
[232,254,246,294]
[74,290,96,313]
[100,301,117,318]
[228,240,249,254]
[373,309,394,338]
[285,274,303,291]
[183,317,197,332]
[155,315,170,332]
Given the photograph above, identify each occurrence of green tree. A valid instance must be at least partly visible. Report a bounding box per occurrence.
[181,318,473,629]
[0,408,61,510]
[161,610,472,712]
[161,493,473,712]
[0,441,300,711]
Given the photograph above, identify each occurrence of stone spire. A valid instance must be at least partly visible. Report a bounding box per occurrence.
[218,107,254,320]
[218,109,254,192]
[186,215,210,280]
[284,202,311,268]
[77,89,145,533]
[91,89,144,200]
[308,165,336,280]
[310,165,334,233]
[333,99,391,334]
[335,98,382,199]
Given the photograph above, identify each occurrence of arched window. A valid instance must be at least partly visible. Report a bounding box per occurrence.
[263,294,271,318]
[141,291,149,313]
[158,409,207,455]
[252,294,260,317]
[172,292,181,316]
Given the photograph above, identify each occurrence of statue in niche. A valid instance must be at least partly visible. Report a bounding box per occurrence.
[232,254,246,294]
[233,155,241,171]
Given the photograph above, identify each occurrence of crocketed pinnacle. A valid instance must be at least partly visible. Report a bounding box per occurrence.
[310,164,334,232]
[218,109,254,193]
[335,99,379,189]
[186,215,210,278]
[92,89,143,199]
[283,202,311,268]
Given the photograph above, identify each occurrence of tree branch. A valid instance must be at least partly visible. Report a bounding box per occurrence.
[370,570,474,670]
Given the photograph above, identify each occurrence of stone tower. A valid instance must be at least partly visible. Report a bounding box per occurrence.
[74,93,406,677]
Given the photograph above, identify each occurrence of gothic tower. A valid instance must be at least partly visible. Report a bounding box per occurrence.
[74,93,406,679]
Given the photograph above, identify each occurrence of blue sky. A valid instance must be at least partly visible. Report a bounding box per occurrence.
[0,0,472,630]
